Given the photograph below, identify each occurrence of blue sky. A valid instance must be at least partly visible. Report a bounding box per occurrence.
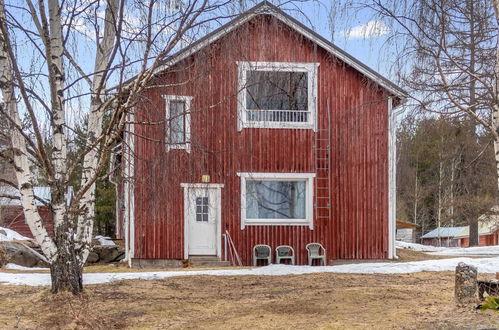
[291,0,397,79]
[3,0,402,130]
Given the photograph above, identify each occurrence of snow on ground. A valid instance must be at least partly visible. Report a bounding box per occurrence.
[94,235,116,246]
[396,240,499,256]
[3,263,48,271]
[428,245,499,256]
[0,227,31,242]
[396,241,448,252]
[1,257,499,287]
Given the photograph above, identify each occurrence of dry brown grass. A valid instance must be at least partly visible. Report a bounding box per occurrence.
[394,248,454,262]
[0,244,9,267]
[0,271,498,329]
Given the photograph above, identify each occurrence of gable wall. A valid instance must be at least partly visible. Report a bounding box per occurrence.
[131,15,390,263]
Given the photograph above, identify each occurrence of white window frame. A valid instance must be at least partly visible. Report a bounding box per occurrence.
[163,95,192,153]
[237,61,319,131]
[237,172,315,230]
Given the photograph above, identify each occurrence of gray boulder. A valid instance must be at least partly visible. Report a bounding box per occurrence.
[114,250,125,262]
[86,251,100,264]
[93,245,122,263]
[0,241,48,267]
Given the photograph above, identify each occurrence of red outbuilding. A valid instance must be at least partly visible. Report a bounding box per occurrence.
[0,186,55,238]
[116,2,405,267]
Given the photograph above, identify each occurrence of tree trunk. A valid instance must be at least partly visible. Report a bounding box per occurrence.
[50,218,83,294]
[493,1,499,247]
[413,155,419,225]
[449,158,455,226]
[469,218,479,247]
[50,252,83,294]
[467,1,480,246]
[76,0,119,264]
[0,0,57,260]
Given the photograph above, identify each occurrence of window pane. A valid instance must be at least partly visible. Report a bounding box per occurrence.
[246,180,306,219]
[195,196,209,222]
[169,101,185,144]
[246,71,308,112]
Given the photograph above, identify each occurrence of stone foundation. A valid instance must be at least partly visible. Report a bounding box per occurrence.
[131,258,185,269]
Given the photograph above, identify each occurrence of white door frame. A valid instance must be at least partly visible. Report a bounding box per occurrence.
[181,183,224,259]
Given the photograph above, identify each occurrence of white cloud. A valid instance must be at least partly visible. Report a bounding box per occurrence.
[342,20,390,38]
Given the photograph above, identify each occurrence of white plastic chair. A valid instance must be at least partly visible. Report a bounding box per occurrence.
[275,245,295,265]
[306,243,326,266]
[253,244,272,266]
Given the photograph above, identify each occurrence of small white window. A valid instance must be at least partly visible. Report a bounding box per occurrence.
[237,172,315,229]
[163,95,192,152]
[237,61,319,131]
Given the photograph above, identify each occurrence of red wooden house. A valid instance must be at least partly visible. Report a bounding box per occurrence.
[0,186,55,238]
[116,3,405,267]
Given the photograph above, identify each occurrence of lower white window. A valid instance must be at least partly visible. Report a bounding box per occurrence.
[237,172,315,229]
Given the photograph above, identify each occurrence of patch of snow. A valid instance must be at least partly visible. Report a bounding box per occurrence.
[396,241,499,257]
[0,227,31,242]
[95,235,115,246]
[1,257,499,287]
[3,263,48,271]
[396,240,448,252]
[428,245,499,256]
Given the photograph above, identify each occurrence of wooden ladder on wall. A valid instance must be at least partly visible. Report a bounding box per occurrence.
[313,100,332,221]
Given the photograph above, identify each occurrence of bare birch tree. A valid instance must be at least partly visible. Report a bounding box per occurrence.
[0,0,250,293]
[367,0,499,245]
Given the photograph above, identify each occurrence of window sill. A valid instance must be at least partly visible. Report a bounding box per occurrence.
[167,143,190,153]
[243,219,313,229]
[240,121,315,130]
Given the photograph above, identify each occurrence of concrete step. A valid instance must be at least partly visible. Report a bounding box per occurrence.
[188,256,231,268]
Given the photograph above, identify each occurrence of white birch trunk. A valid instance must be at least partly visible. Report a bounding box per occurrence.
[47,0,68,237]
[3,99,57,261]
[449,158,455,226]
[492,1,499,197]
[0,0,57,260]
[493,129,499,193]
[76,0,119,264]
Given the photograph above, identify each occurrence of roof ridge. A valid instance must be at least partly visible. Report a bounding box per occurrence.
[150,1,406,99]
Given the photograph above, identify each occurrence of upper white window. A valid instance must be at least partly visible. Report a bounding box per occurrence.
[163,95,192,153]
[237,172,315,229]
[237,61,319,131]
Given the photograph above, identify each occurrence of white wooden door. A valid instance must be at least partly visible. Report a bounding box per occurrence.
[187,188,218,255]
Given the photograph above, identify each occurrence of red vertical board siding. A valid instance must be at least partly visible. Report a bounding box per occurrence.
[1,206,54,238]
[460,231,499,247]
[131,16,390,263]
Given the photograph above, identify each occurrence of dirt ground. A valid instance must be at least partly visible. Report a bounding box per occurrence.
[0,250,498,329]
[0,273,498,329]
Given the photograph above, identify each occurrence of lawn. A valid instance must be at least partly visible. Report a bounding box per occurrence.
[0,267,498,329]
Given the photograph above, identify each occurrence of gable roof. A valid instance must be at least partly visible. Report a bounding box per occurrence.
[421,226,468,239]
[396,220,419,229]
[0,186,74,207]
[155,2,406,100]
